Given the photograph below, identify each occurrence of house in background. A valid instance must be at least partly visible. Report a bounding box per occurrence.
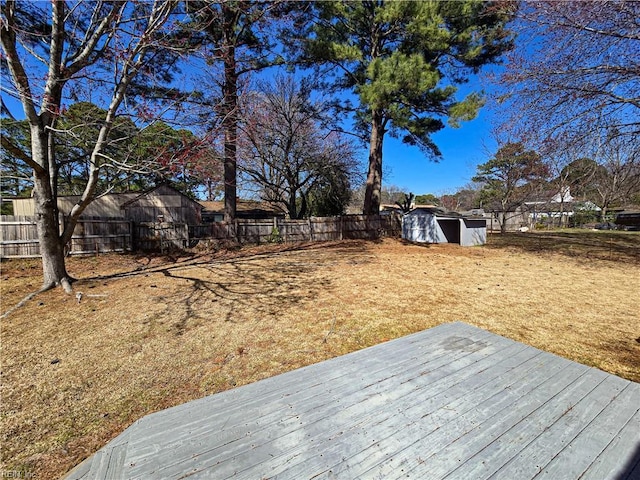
[8,184,203,224]
[199,200,285,223]
[484,187,603,231]
[524,187,577,228]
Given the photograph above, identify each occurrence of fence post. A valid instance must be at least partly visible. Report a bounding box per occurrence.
[308,217,313,242]
[129,221,134,252]
[277,216,286,243]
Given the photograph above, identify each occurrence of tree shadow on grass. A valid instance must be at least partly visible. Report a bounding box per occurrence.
[597,337,640,384]
[77,240,377,336]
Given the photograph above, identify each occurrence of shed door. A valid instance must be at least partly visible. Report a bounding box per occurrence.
[436,219,460,244]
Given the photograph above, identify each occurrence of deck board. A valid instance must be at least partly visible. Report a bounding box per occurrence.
[64,322,640,480]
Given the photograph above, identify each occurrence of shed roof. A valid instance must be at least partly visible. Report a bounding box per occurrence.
[404,207,486,220]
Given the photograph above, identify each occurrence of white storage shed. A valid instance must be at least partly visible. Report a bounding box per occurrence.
[402,208,486,246]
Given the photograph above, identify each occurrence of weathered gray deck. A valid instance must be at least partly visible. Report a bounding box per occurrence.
[65,322,640,480]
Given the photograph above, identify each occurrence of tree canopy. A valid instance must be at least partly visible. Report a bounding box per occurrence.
[297,0,514,213]
[498,1,640,147]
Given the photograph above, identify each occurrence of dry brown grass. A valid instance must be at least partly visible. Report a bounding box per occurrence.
[1,231,639,479]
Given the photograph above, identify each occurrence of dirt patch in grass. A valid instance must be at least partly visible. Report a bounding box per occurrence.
[1,233,639,479]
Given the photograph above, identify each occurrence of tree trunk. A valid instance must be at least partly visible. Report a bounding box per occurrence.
[500,200,508,234]
[363,111,384,215]
[223,125,237,222]
[299,192,308,219]
[223,70,237,222]
[288,188,298,219]
[31,134,72,292]
[499,214,508,234]
[222,8,238,222]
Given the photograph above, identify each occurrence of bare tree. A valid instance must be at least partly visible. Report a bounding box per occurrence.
[239,75,359,219]
[540,126,640,223]
[590,129,640,221]
[498,1,640,147]
[1,0,187,291]
[440,184,482,212]
[537,135,596,227]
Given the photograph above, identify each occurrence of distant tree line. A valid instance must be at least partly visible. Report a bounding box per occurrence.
[478,0,640,230]
[408,138,640,233]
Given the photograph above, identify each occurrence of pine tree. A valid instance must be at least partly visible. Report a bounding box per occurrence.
[297,0,514,214]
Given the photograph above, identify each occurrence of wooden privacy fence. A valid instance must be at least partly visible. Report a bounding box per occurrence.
[0,215,41,258]
[190,214,401,244]
[0,216,133,259]
[134,222,190,252]
[1,214,401,258]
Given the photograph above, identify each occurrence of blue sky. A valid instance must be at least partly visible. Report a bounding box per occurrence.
[372,62,505,197]
[320,64,504,198]
[381,106,496,197]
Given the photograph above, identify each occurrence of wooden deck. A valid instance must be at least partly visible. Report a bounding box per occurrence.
[65,322,640,479]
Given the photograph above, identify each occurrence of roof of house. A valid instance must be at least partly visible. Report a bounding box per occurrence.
[199,200,287,220]
[199,200,283,214]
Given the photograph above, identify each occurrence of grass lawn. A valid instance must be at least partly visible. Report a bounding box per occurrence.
[1,230,639,479]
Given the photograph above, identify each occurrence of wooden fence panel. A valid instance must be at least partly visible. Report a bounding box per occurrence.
[342,215,379,239]
[236,219,274,244]
[190,215,400,244]
[190,223,233,240]
[0,215,40,258]
[2,213,402,258]
[310,217,342,241]
[279,220,310,242]
[66,218,132,255]
[1,216,132,258]
[134,222,189,251]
